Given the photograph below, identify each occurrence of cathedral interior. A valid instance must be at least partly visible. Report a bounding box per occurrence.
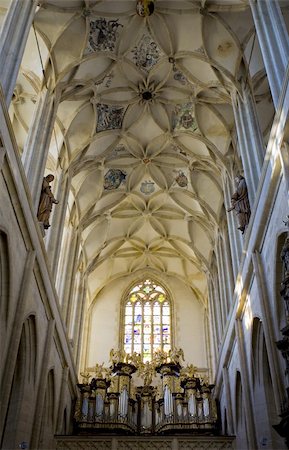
[0,0,289,449]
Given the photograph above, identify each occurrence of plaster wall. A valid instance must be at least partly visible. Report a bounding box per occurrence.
[86,273,207,370]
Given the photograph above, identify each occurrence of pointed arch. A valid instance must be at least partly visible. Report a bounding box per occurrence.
[120,278,174,362]
[1,315,37,449]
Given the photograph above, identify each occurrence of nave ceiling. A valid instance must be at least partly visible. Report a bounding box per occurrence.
[5,0,274,306]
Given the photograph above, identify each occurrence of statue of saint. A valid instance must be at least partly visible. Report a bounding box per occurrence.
[37,174,59,229]
[281,236,289,274]
[227,175,250,234]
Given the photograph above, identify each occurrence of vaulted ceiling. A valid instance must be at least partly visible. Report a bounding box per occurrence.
[6,0,272,305]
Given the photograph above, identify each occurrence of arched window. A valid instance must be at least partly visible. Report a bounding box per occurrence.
[122,279,172,362]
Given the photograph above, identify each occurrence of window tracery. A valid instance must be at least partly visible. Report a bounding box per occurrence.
[122,279,172,362]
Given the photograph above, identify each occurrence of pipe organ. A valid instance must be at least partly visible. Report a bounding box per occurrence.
[75,349,218,435]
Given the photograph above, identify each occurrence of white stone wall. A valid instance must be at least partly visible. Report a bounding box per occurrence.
[85,273,208,370]
[0,99,78,449]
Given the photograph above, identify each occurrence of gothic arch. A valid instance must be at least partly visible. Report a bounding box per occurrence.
[119,277,175,361]
[251,316,262,387]
[1,315,37,449]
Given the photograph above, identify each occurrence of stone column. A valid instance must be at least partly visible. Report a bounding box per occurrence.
[250,0,289,108]
[222,225,234,308]
[222,367,234,435]
[74,280,87,371]
[232,86,264,203]
[207,277,218,368]
[56,366,69,435]
[62,230,81,324]
[0,0,37,105]
[30,319,55,449]
[235,319,257,449]
[215,238,228,323]
[22,87,60,209]
[252,251,284,412]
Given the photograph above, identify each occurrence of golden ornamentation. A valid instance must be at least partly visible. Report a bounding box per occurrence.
[80,371,91,384]
[138,361,155,386]
[168,347,184,365]
[94,362,104,378]
[180,364,197,380]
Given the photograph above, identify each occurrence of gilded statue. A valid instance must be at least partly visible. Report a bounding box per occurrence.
[153,349,167,366]
[109,348,126,365]
[227,175,250,234]
[127,351,141,367]
[94,362,104,378]
[80,371,91,384]
[281,236,289,274]
[138,361,154,386]
[168,347,184,365]
[37,174,59,229]
[180,364,197,379]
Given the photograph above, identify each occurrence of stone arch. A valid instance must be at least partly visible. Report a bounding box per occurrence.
[250,317,285,448]
[1,315,37,449]
[251,316,262,387]
[120,277,174,362]
[234,370,249,450]
[39,369,56,449]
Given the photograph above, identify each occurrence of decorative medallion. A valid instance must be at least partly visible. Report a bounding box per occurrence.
[173,70,188,86]
[131,34,161,72]
[136,0,155,17]
[175,170,188,188]
[96,104,125,132]
[173,103,198,132]
[140,180,155,195]
[86,18,123,53]
[104,169,126,190]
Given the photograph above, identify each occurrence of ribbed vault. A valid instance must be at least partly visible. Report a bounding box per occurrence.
[6,0,273,307]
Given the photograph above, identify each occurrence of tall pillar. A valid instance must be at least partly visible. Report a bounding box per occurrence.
[30,319,55,449]
[22,87,60,209]
[232,86,264,203]
[250,0,289,108]
[252,251,284,413]
[235,319,257,449]
[0,0,37,105]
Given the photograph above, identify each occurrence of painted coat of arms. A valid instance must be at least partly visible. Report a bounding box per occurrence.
[104,169,126,190]
[131,34,161,72]
[86,18,123,53]
[173,103,198,132]
[140,180,155,195]
[175,171,188,188]
[96,104,125,132]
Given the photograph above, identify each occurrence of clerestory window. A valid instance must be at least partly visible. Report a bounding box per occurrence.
[122,279,172,362]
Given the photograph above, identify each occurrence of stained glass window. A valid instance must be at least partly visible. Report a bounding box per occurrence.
[123,279,171,362]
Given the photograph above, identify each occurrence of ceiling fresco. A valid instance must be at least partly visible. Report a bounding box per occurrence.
[6,0,273,306]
